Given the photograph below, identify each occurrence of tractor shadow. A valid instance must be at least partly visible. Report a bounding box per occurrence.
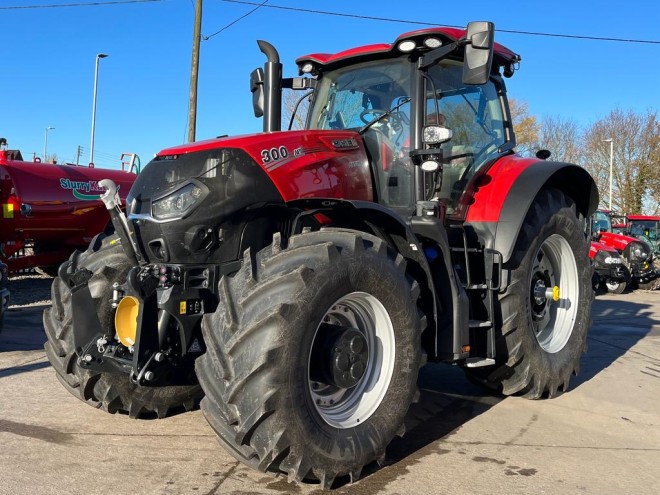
[388,362,503,460]
[339,295,659,491]
[572,294,659,388]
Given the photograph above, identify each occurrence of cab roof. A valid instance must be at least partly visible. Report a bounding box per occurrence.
[296,26,520,71]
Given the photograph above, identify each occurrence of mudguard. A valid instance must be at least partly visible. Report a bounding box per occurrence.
[466,155,599,263]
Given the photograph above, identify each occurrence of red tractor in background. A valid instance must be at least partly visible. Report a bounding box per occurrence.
[589,240,630,294]
[627,214,660,258]
[591,210,658,290]
[0,141,138,275]
[44,22,598,487]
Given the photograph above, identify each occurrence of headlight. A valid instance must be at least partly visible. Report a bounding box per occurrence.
[625,241,651,262]
[152,182,206,220]
[604,256,622,264]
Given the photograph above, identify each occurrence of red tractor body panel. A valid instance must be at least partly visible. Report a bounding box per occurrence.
[296,27,519,69]
[464,155,538,223]
[589,241,618,259]
[158,130,374,203]
[0,150,136,271]
[598,231,638,251]
[627,215,660,222]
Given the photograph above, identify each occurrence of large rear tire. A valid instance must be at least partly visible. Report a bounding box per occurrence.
[43,234,202,418]
[196,229,423,488]
[466,188,592,399]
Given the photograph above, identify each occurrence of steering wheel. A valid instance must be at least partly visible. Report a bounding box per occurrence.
[360,108,387,125]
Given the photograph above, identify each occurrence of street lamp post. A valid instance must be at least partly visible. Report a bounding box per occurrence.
[603,138,614,211]
[44,126,55,163]
[90,53,108,166]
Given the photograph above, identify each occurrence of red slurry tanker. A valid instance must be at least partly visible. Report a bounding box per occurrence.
[0,143,137,274]
[44,23,598,487]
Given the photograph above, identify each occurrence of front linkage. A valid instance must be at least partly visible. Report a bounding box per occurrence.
[65,255,221,387]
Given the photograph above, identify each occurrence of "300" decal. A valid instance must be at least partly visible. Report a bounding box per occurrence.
[261,146,289,164]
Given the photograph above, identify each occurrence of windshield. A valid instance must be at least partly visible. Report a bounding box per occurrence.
[305,58,507,214]
[593,211,612,233]
[630,220,658,240]
[308,59,413,208]
[308,59,411,133]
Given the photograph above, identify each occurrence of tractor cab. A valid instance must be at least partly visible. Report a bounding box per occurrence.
[303,55,508,217]
[253,22,520,220]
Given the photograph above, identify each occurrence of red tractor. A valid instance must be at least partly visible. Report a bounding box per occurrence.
[627,215,660,257]
[44,23,598,487]
[591,210,658,290]
[589,241,630,294]
[0,142,138,274]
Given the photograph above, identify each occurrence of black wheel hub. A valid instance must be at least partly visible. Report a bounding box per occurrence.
[531,271,551,321]
[310,324,369,389]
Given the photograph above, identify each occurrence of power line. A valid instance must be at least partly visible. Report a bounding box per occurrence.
[218,0,660,45]
[203,0,269,40]
[0,0,162,10]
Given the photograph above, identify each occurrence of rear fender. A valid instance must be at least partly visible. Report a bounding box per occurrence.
[467,158,598,263]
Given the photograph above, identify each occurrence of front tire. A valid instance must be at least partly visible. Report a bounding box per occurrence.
[43,234,202,418]
[196,229,423,487]
[467,188,593,398]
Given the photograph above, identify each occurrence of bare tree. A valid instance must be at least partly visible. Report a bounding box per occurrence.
[537,115,582,165]
[282,88,312,130]
[583,109,660,214]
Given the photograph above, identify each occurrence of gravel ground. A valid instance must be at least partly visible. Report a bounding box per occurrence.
[7,273,54,308]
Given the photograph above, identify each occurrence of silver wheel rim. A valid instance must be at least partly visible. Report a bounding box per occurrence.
[309,292,395,429]
[605,280,622,292]
[529,234,579,353]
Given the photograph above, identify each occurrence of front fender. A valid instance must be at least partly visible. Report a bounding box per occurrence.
[466,156,598,263]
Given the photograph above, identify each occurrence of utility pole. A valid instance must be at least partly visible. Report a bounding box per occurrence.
[187,0,203,143]
[76,145,82,165]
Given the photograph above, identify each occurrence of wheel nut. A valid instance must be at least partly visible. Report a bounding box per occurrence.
[335,354,350,371]
[349,336,364,354]
[83,354,93,363]
[350,362,365,380]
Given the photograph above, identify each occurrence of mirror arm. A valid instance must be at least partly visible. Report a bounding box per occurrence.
[418,40,465,70]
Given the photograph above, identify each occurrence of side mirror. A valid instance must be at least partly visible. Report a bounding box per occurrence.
[462,21,494,85]
[250,68,264,118]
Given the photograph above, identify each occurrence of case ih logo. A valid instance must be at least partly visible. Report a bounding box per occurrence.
[59,178,110,200]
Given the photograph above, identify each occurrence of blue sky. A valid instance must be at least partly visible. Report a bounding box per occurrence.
[1,0,659,169]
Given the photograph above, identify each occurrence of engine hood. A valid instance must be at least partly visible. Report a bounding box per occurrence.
[157,130,373,203]
[126,130,374,264]
[598,231,639,251]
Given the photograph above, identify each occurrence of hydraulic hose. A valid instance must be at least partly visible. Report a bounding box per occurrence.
[99,179,140,266]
